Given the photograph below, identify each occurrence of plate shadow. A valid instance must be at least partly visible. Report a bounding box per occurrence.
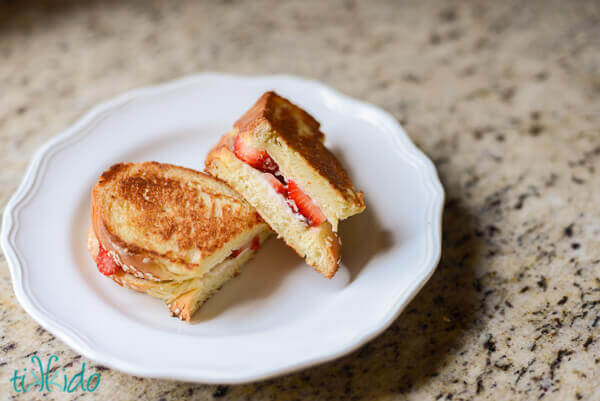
[190,239,300,324]
[339,205,393,282]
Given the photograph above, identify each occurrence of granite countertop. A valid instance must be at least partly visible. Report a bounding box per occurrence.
[1,0,599,400]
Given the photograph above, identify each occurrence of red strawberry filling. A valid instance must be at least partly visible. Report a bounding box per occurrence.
[233,133,326,227]
[96,244,121,276]
[262,173,287,196]
[250,235,261,251]
[230,235,261,258]
[234,133,279,174]
[286,180,326,226]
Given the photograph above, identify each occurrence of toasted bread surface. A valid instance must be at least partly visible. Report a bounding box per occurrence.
[215,92,365,230]
[91,162,269,281]
[236,92,364,204]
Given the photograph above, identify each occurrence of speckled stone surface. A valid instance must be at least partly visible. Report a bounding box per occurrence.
[1,0,599,400]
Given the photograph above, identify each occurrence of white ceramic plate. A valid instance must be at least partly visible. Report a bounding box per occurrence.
[1,74,443,383]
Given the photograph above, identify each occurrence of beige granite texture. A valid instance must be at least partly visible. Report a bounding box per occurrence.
[1,0,599,400]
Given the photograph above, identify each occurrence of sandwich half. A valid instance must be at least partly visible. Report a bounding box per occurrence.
[88,161,271,321]
[205,92,365,278]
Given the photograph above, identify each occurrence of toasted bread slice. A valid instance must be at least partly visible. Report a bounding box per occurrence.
[205,92,365,278]
[88,226,270,321]
[226,91,364,230]
[91,162,269,282]
[206,135,340,278]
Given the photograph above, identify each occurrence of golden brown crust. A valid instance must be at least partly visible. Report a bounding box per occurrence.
[234,91,323,141]
[91,162,266,280]
[233,92,364,209]
[168,290,196,322]
[283,228,340,279]
[324,233,341,279]
[205,130,237,170]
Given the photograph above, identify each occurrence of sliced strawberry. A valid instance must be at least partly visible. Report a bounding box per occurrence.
[287,180,326,227]
[233,133,279,174]
[263,173,287,196]
[250,235,261,251]
[96,244,119,276]
[230,235,260,258]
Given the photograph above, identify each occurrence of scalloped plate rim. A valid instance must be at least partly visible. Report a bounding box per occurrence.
[1,73,444,384]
